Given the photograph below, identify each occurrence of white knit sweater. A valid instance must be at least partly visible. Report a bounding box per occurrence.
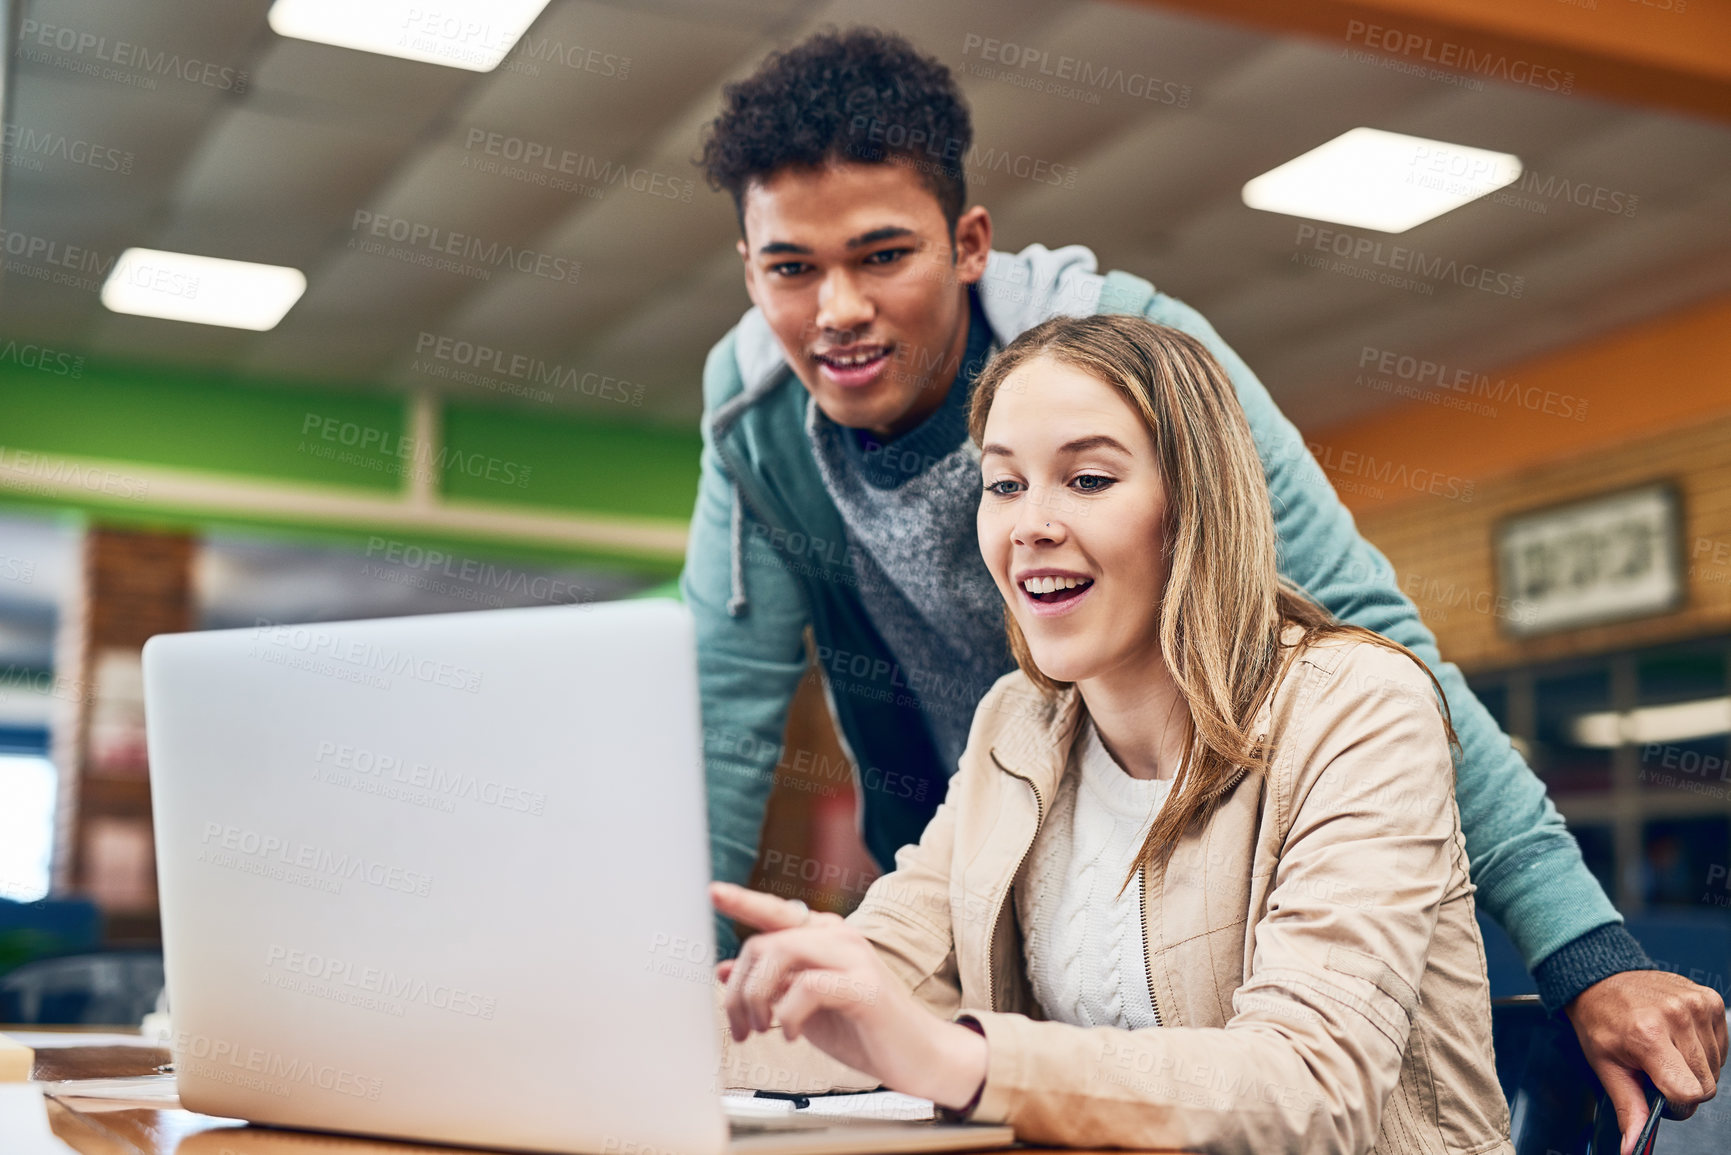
[1016,714,1172,1029]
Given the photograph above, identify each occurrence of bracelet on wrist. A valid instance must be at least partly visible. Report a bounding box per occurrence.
[938,1016,987,1120]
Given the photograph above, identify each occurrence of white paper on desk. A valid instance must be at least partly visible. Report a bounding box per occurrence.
[0,1084,81,1154]
[722,1090,935,1122]
[38,1073,180,1103]
[803,1091,934,1121]
[2,1030,163,1049]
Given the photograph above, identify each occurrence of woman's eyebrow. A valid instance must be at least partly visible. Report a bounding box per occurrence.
[981,435,1133,459]
[1057,434,1133,456]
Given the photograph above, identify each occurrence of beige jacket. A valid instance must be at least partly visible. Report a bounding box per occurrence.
[719,630,1513,1155]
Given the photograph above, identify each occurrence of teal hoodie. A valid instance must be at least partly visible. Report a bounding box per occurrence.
[680,243,1646,1007]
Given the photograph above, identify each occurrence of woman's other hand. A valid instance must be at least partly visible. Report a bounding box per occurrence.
[709,881,986,1111]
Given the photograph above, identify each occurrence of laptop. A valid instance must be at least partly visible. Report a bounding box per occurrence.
[142,599,1014,1155]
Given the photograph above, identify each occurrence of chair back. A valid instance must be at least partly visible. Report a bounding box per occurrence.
[0,949,164,1025]
[0,897,102,973]
[1494,996,1661,1155]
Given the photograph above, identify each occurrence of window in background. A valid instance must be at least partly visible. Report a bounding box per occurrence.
[1534,670,1614,795]
[1570,821,1618,902]
[0,752,57,901]
[1635,647,1728,802]
[1475,682,1508,732]
[0,512,80,906]
[1641,816,1730,910]
[196,530,650,627]
[1637,648,1725,704]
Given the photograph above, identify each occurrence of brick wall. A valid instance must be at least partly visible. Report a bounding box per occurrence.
[83,529,195,650]
[59,526,195,941]
[1356,412,1731,674]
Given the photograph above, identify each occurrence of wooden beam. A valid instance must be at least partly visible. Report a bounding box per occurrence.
[0,450,689,560]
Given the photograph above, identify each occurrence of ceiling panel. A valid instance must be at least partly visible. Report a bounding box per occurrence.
[1,0,1728,434]
[21,0,267,62]
[456,0,767,158]
[246,34,475,133]
[165,108,417,261]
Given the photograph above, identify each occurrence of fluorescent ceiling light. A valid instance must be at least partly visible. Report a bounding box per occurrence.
[269,0,552,72]
[101,249,306,331]
[1242,127,1521,233]
[1569,697,1731,748]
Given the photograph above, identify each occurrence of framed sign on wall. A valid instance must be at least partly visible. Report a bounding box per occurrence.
[1495,483,1684,639]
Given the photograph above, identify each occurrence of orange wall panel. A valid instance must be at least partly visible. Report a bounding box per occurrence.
[1311,291,1731,517]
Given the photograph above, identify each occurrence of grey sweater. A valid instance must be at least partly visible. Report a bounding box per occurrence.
[804,286,1004,769]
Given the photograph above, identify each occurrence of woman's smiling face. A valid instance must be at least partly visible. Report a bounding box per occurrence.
[977,354,1171,686]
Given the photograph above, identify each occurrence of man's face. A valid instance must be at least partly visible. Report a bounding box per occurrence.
[736,160,991,439]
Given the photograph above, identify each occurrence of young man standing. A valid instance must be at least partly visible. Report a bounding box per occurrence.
[680,27,1724,1143]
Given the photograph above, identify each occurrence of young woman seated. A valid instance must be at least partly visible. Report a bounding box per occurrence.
[711,313,1512,1155]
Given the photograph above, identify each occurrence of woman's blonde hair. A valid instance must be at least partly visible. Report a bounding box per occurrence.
[967,314,1457,887]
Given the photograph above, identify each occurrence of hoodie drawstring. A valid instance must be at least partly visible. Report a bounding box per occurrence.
[728,480,748,617]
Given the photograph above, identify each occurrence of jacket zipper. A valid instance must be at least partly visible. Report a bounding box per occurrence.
[1138,859,1162,1028]
[1202,764,1249,802]
[1137,762,1248,1029]
[984,754,1044,1015]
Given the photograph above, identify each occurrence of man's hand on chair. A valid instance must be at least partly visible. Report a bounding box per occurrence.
[1567,970,1727,1155]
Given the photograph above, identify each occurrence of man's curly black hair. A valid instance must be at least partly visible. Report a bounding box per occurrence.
[696,27,972,242]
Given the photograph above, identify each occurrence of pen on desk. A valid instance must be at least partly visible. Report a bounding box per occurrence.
[753,1090,811,1109]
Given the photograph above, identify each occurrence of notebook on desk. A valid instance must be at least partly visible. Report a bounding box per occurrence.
[142,600,1013,1155]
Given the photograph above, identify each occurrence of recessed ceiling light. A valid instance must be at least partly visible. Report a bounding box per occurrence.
[1242,127,1522,233]
[100,249,307,331]
[268,0,553,72]
[1569,697,1731,748]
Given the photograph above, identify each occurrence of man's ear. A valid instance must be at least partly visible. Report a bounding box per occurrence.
[953,205,993,286]
[736,238,759,308]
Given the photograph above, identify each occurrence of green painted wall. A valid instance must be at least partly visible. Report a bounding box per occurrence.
[0,360,406,490]
[0,357,702,576]
[439,403,701,520]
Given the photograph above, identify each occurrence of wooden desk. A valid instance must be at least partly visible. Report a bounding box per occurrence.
[36,1039,478,1155]
[31,1036,1160,1155]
